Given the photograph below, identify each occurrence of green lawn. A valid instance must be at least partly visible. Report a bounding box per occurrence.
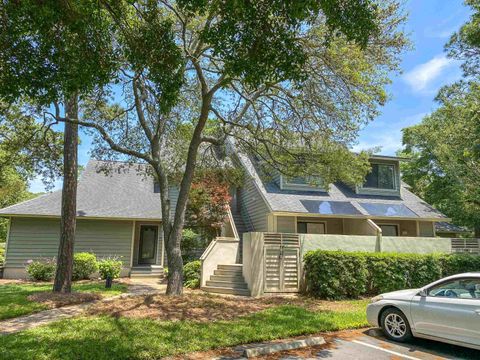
[0,282,128,320]
[0,300,369,360]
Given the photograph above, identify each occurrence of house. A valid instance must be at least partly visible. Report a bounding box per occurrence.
[0,155,473,295]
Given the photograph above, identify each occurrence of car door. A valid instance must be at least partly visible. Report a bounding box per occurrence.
[410,277,480,347]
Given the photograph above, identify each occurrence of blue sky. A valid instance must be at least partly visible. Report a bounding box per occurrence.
[28,0,472,193]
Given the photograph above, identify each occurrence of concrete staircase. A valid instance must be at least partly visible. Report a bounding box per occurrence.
[203,264,250,296]
[130,265,165,278]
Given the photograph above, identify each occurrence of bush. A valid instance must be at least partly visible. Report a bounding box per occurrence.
[181,229,203,262]
[72,252,98,280]
[304,250,480,299]
[25,258,56,281]
[183,260,201,289]
[97,258,123,280]
[0,246,5,267]
[303,251,368,299]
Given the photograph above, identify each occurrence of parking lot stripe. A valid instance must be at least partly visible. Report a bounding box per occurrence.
[351,340,422,360]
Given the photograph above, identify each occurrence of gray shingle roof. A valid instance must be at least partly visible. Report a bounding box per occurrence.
[435,221,468,234]
[0,160,162,219]
[237,154,447,220]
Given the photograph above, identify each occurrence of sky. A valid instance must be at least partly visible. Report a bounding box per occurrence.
[28,0,472,193]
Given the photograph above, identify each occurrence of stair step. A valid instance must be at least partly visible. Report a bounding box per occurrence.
[214,269,243,276]
[130,273,165,278]
[217,264,243,271]
[206,280,248,289]
[202,286,250,296]
[210,274,244,282]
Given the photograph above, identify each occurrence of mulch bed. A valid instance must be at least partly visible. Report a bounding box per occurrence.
[87,291,359,322]
[27,292,102,308]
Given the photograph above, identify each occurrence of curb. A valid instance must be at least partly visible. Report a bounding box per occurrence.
[243,336,326,358]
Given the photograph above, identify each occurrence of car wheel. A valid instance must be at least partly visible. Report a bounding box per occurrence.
[380,308,412,342]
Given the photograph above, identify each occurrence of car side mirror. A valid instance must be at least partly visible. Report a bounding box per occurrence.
[418,289,427,297]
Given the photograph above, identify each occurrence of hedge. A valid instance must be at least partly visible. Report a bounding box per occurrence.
[304,250,480,299]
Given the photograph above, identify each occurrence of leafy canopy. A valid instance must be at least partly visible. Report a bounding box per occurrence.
[401,81,480,234]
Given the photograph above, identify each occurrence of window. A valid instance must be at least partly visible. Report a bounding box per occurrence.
[297,222,326,234]
[359,203,418,218]
[153,181,160,193]
[364,163,396,190]
[281,175,325,191]
[379,224,398,236]
[427,278,480,299]
[300,200,362,215]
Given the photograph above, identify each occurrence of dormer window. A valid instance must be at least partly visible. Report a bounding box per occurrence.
[356,160,401,196]
[153,181,160,193]
[364,163,396,190]
[280,175,325,192]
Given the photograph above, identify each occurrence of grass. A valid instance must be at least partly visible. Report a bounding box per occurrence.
[0,300,369,360]
[0,281,128,320]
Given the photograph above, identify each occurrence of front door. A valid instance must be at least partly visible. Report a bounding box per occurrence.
[139,225,158,264]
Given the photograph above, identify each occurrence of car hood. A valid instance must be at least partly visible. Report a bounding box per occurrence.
[381,288,419,300]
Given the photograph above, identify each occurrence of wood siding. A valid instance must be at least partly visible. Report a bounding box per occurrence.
[5,218,133,268]
[239,179,270,232]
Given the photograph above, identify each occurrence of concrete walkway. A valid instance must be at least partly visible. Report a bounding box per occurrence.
[0,279,166,336]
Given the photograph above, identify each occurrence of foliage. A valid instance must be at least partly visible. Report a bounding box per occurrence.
[2,0,408,294]
[0,245,4,266]
[25,259,57,282]
[304,250,480,299]
[0,302,368,359]
[72,252,98,281]
[180,229,202,262]
[97,258,123,280]
[446,0,480,77]
[0,282,127,321]
[303,251,368,299]
[186,173,232,239]
[401,81,480,235]
[183,260,201,289]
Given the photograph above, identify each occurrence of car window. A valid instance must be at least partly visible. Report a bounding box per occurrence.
[428,278,480,299]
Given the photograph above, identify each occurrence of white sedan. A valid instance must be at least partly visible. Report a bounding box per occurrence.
[367,272,480,351]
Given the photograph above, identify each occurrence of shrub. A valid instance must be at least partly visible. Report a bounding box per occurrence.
[72,252,98,280]
[97,258,123,280]
[304,250,480,299]
[183,260,201,289]
[0,246,5,267]
[25,258,56,281]
[303,251,367,299]
[181,229,201,262]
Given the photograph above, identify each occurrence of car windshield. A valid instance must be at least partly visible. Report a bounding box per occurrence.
[428,278,480,299]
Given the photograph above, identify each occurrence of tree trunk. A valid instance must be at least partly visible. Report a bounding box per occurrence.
[165,226,184,295]
[53,96,78,293]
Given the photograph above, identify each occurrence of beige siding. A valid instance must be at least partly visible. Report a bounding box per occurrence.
[419,221,434,237]
[277,216,296,233]
[239,179,269,232]
[5,218,133,268]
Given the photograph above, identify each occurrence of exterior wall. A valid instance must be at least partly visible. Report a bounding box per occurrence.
[239,179,269,232]
[301,234,451,256]
[242,232,265,297]
[374,219,418,237]
[4,217,134,279]
[343,219,376,235]
[276,216,296,233]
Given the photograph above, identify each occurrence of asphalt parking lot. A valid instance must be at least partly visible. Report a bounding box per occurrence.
[273,329,480,360]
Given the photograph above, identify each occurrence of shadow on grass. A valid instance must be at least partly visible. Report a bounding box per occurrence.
[0,306,368,360]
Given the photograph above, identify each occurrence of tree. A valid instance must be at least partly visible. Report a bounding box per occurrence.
[58,0,407,295]
[401,81,480,236]
[0,1,115,292]
[446,0,480,77]
[64,0,408,295]
[0,103,63,242]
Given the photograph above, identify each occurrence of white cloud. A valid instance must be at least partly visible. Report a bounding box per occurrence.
[403,55,454,93]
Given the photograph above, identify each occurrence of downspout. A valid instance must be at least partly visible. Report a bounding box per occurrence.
[367,219,383,252]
